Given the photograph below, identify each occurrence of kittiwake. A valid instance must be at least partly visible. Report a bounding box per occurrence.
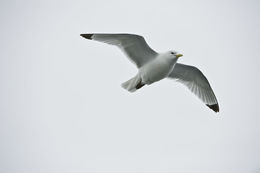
[80,33,219,113]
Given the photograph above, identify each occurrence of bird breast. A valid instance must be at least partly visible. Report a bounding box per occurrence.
[139,58,176,84]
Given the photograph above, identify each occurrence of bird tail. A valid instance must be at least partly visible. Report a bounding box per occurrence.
[121,74,145,92]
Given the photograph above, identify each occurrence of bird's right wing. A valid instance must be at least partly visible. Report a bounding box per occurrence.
[168,63,219,112]
[80,33,157,68]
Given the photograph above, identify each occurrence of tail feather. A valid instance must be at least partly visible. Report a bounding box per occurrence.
[121,75,144,92]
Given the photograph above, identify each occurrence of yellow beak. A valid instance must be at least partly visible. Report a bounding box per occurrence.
[176,54,183,58]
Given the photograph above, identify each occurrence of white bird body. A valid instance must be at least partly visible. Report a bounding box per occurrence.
[81,33,219,112]
[139,52,178,85]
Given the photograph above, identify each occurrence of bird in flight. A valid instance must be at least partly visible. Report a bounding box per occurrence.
[80,33,219,112]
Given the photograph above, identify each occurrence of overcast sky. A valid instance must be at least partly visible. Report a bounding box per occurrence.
[1,0,260,173]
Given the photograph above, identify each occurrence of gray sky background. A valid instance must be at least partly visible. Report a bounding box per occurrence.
[1,0,260,173]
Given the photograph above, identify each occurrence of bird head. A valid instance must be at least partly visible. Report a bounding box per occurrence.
[169,51,183,58]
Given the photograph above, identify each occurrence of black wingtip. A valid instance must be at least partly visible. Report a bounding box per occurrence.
[206,104,219,113]
[80,34,93,40]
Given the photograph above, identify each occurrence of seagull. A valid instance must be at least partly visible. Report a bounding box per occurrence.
[80,33,219,112]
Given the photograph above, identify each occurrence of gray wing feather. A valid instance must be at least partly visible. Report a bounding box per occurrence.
[81,33,157,68]
[168,63,219,112]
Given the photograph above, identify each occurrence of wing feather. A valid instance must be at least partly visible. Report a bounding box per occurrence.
[80,33,157,68]
[168,63,219,112]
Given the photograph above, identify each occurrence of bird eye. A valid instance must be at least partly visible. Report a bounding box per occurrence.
[171,52,175,55]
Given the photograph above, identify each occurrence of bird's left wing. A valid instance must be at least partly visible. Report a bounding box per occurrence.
[80,33,157,68]
[168,63,219,112]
